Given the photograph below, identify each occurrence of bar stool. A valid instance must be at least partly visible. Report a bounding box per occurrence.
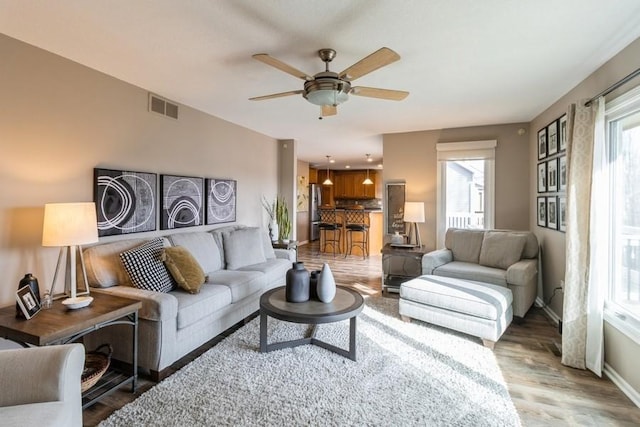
[344,206,369,258]
[318,206,342,257]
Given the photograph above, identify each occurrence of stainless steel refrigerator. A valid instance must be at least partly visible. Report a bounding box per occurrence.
[309,184,321,241]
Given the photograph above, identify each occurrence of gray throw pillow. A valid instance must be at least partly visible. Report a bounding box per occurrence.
[223,227,267,270]
[478,232,527,270]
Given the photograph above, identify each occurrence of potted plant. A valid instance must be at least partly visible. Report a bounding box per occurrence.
[276,197,292,243]
[261,196,278,242]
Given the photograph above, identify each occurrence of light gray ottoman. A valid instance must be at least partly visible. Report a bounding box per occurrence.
[399,275,513,349]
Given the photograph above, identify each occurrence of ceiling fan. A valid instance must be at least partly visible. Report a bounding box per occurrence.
[249,47,409,118]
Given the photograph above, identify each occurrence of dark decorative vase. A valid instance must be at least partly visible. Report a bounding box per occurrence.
[309,270,320,301]
[285,262,310,303]
[16,273,40,318]
[317,263,336,303]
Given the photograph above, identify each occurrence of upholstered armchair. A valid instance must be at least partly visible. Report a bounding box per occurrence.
[0,343,85,426]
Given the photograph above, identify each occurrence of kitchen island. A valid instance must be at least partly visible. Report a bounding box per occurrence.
[319,208,383,257]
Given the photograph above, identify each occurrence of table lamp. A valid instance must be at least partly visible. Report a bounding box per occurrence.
[42,202,99,304]
[404,202,425,248]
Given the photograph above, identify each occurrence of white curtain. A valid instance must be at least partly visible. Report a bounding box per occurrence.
[562,98,606,375]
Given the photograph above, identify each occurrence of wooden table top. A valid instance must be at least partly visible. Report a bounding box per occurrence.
[0,292,141,346]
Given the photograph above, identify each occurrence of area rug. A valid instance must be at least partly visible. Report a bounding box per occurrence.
[100,297,520,426]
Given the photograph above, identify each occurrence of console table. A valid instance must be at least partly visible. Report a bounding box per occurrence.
[381,243,430,293]
[0,292,141,409]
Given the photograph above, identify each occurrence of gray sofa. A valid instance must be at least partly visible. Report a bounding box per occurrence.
[421,228,539,317]
[83,225,294,379]
[0,344,84,426]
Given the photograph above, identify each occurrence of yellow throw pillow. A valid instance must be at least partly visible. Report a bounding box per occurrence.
[162,246,206,294]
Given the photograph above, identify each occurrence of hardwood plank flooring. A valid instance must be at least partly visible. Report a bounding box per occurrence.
[82,242,640,426]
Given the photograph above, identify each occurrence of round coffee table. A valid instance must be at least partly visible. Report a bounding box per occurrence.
[259,286,364,361]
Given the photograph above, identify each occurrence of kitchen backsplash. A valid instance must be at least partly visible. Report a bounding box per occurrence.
[335,198,383,210]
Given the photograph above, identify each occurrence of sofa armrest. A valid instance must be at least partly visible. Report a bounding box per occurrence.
[274,248,296,262]
[421,249,453,275]
[0,344,84,408]
[506,258,537,286]
[91,286,178,321]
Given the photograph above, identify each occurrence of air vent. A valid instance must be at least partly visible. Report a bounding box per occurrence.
[149,93,179,119]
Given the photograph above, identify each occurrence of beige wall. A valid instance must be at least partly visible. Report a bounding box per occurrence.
[0,34,278,308]
[383,122,530,252]
[528,36,640,397]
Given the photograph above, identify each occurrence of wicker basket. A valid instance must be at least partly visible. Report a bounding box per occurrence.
[81,343,112,393]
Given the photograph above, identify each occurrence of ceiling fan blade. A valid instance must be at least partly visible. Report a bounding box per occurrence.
[252,54,313,81]
[350,86,409,101]
[249,90,304,101]
[339,47,400,81]
[321,105,337,116]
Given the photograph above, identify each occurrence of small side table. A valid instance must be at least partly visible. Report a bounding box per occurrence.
[272,240,298,261]
[0,293,141,409]
[381,243,430,293]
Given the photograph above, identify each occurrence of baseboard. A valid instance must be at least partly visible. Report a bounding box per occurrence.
[536,297,561,327]
[604,362,640,408]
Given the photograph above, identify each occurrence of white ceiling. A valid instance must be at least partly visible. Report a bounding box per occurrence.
[2,1,640,169]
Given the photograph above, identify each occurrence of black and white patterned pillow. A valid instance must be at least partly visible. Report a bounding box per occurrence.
[120,238,176,293]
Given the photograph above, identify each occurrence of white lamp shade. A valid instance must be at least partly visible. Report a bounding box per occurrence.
[42,202,99,247]
[404,202,425,223]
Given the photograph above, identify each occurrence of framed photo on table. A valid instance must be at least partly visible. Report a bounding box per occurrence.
[537,197,547,227]
[537,162,547,193]
[16,285,41,319]
[538,128,548,160]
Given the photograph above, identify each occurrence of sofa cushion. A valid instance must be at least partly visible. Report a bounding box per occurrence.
[223,227,267,270]
[120,238,176,293]
[445,229,485,263]
[238,258,291,287]
[84,238,149,288]
[210,225,245,267]
[162,246,206,294]
[173,284,232,330]
[168,232,222,273]
[478,232,527,270]
[434,261,508,287]
[205,270,265,302]
[261,229,277,260]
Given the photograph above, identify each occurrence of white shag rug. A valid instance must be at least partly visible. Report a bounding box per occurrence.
[100,297,520,427]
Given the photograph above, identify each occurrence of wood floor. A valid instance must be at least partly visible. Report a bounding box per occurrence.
[83,242,640,426]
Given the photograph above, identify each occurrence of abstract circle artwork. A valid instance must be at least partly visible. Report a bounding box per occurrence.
[206,179,237,225]
[161,175,204,230]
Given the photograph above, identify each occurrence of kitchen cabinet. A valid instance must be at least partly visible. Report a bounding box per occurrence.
[317,169,334,206]
[333,170,380,199]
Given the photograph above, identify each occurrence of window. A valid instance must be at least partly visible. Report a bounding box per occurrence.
[605,86,640,341]
[436,140,496,247]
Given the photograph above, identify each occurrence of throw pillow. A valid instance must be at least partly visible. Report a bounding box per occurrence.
[162,246,206,294]
[223,227,267,270]
[478,232,527,270]
[119,238,176,293]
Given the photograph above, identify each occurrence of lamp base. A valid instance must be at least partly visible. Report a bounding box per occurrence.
[61,296,93,310]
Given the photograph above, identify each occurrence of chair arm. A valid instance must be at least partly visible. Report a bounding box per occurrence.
[421,249,453,275]
[91,286,178,321]
[506,258,538,286]
[274,248,296,262]
[0,344,84,407]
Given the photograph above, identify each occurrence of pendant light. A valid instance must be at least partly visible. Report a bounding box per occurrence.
[363,154,373,185]
[323,155,333,186]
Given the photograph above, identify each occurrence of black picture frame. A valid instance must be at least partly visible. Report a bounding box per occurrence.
[94,168,157,237]
[538,128,548,160]
[160,174,204,230]
[547,120,559,156]
[547,196,558,230]
[385,181,406,235]
[537,197,547,227]
[559,114,567,152]
[547,158,558,192]
[559,196,567,232]
[537,162,547,193]
[559,155,567,191]
[16,285,41,319]
[205,178,237,225]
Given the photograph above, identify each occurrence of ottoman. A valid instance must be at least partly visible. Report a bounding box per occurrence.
[399,275,513,349]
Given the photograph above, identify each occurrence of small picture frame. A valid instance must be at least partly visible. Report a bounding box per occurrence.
[547,158,558,192]
[16,285,41,319]
[537,197,547,227]
[559,155,567,191]
[537,162,547,193]
[559,196,567,232]
[538,128,548,160]
[559,114,567,152]
[547,196,558,230]
[547,120,559,156]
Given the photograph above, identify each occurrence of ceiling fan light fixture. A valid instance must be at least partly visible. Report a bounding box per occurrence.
[304,75,351,106]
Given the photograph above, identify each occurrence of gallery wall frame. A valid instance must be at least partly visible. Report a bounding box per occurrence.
[547,120,559,156]
[558,196,567,232]
[559,114,567,152]
[205,178,237,225]
[537,128,548,160]
[160,174,204,230]
[537,162,547,193]
[547,158,558,192]
[559,155,567,191]
[537,196,547,227]
[547,196,558,230]
[94,168,157,237]
[536,114,567,232]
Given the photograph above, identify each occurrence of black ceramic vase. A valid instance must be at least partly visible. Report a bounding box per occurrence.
[16,273,40,318]
[285,262,310,303]
[309,270,320,301]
